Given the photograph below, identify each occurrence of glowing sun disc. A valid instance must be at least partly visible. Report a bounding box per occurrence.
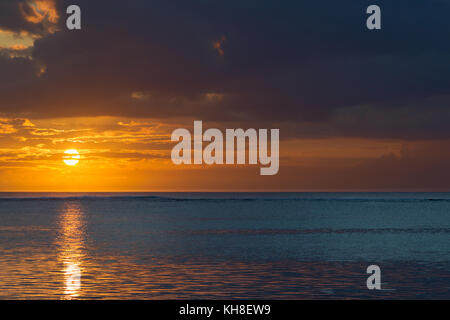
[63,149,80,166]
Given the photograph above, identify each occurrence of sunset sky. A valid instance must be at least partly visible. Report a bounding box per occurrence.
[1,0,450,191]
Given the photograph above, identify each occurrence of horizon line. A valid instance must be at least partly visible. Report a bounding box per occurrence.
[1,190,450,193]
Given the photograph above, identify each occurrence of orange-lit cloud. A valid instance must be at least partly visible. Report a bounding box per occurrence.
[1,115,450,191]
[213,36,226,56]
[131,92,151,101]
[0,29,34,49]
[19,0,58,25]
[0,119,18,134]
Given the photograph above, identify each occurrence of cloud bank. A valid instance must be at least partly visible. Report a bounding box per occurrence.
[1,0,450,142]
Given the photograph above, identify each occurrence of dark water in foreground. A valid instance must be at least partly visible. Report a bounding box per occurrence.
[0,192,449,299]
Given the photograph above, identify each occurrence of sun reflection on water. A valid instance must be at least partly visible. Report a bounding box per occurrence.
[57,202,86,299]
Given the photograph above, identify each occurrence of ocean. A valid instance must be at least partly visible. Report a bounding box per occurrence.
[0,192,449,299]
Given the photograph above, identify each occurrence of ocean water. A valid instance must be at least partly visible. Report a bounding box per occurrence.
[0,192,449,299]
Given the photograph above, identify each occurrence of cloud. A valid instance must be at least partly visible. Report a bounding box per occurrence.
[19,0,58,25]
[1,0,450,140]
[0,116,174,173]
[0,0,59,36]
[1,114,450,191]
[212,36,226,56]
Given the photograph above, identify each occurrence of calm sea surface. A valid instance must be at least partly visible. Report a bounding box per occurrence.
[0,192,449,299]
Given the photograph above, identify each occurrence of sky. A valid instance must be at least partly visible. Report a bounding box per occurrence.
[1,0,450,191]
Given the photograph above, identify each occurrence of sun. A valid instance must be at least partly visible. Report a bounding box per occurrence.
[63,149,80,166]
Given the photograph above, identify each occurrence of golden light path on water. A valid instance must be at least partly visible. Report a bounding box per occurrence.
[57,202,86,299]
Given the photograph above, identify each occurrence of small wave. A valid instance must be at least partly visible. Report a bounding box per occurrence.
[185,228,450,236]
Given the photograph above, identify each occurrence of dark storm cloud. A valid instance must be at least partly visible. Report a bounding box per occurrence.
[1,0,450,138]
